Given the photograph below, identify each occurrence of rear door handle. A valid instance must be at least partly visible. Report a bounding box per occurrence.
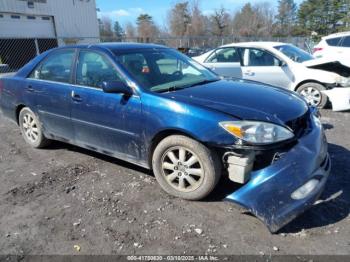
[26,85,35,92]
[71,91,82,102]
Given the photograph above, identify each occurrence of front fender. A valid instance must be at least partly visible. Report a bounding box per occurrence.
[294,68,338,90]
[141,92,237,153]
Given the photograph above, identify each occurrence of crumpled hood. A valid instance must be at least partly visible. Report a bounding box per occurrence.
[302,58,350,77]
[163,79,308,126]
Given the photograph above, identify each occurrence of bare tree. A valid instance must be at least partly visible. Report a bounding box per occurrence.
[125,22,136,39]
[232,2,275,37]
[99,16,113,39]
[189,0,206,36]
[210,7,231,37]
[255,2,275,37]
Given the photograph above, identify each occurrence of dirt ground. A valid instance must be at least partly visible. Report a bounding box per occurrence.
[0,110,349,256]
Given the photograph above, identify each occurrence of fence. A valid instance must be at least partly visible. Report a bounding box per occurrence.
[0,36,312,73]
[105,35,313,51]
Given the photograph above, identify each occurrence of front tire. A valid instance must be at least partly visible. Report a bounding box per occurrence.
[19,107,50,148]
[152,135,221,200]
[296,82,328,108]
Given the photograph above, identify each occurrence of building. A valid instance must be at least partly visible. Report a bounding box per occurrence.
[0,0,100,71]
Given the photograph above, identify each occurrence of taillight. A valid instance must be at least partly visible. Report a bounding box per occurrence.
[313,47,323,53]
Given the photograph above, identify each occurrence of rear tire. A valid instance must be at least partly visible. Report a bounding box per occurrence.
[19,107,50,148]
[296,82,328,108]
[152,135,221,200]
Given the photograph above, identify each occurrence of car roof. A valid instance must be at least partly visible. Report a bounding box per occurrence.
[221,41,288,49]
[57,42,168,53]
[323,31,350,39]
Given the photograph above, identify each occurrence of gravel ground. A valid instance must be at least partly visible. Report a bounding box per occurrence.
[0,110,349,255]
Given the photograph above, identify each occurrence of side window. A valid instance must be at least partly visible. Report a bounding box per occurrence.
[242,48,281,67]
[118,53,150,86]
[326,37,342,46]
[76,51,123,88]
[30,50,75,83]
[206,48,240,63]
[341,36,350,47]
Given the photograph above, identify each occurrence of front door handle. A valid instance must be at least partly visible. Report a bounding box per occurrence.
[244,71,255,76]
[71,91,82,102]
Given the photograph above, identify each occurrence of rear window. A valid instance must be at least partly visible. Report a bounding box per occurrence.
[29,50,75,83]
[326,37,342,46]
[341,36,350,47]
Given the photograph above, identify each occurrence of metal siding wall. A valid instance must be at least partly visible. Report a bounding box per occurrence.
[0,0,99,39]
[46,0,99,38]
[0,0,52,15]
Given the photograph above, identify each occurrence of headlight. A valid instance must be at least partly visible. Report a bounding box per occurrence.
[335,76,350,87]
[220,121,294,145]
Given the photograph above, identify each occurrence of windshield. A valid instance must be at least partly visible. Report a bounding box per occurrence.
[114,48,219,92]
[274,44,314,63]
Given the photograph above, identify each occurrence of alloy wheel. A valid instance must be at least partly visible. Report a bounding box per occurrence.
[300,87,321,107]
[161,146,204,192]
[22,113,39,143]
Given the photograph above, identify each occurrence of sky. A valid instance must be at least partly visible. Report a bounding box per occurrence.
[96,0,303,27]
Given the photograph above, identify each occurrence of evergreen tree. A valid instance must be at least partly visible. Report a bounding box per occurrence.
[113,21,124,40]
[275,0,297,36]
[297,0,350,36]
[136,14,159,41]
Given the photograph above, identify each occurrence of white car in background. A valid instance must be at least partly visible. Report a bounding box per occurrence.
[193,42,350,111]
[313,31,350,60]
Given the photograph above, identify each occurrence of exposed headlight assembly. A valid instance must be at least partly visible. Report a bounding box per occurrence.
[220,121,294,145]
[335,76,350,87]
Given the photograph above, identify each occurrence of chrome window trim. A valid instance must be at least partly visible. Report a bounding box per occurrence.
[26,78,140,98]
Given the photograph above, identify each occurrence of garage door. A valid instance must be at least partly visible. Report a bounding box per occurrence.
[0,13,56,38]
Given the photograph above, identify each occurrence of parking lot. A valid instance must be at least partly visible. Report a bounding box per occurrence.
[0,109,349,255]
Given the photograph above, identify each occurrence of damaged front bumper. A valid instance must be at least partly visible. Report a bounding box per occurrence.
[322,87,350,111]
[225,115,331,233]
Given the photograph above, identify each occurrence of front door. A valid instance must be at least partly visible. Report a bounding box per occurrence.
[240,48,292,89]
[203,47,243,78]
[71,50,142,161]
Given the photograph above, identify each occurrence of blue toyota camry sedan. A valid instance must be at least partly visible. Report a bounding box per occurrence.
[0,43,330,232]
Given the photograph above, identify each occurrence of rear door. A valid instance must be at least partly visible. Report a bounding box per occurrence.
[339,36,350,56]
[70,50,142,161]
[240,48,291,88]
[27,49,76,141]
[202,47,242,78]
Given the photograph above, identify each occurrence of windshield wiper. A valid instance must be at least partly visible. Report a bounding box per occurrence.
[186,79,220,88]
[155,79,220,93]
[155,85,187,93]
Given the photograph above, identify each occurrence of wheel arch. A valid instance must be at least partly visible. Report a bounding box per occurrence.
[148,129,201,169]
[15,104,27,125]
[294,80,326,91]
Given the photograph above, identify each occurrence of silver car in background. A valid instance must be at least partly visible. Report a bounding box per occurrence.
[194,42,350,110]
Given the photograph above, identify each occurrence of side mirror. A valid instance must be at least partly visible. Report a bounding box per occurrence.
[102,81,132,96]
[279,60,287,67]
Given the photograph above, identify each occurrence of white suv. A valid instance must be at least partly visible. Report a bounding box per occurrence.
[313,31,350,59]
